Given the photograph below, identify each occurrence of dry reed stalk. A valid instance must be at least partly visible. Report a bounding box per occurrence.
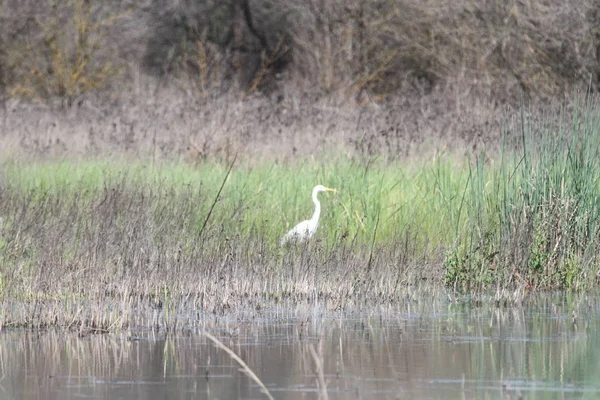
[198,152,237,240]
[202,331,275,400]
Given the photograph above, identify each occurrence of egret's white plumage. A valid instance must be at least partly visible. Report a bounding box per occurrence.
[281,185,336,245]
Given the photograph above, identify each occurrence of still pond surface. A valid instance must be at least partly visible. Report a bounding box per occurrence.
[2,294,600,399]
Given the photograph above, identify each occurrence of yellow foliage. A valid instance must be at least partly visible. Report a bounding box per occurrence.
[7,0,132,106]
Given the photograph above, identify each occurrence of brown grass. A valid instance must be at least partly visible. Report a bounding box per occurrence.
[0,85,509,162]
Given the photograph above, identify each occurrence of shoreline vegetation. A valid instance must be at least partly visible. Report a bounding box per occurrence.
[2,97,600,331]
[2,1,600,331]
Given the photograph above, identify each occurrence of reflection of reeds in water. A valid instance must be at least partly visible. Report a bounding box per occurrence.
[309,342,329,400]
[202,331,274,400]
[1,298,600,399]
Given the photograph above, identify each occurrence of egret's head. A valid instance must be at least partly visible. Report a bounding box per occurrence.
[314,185,336,193]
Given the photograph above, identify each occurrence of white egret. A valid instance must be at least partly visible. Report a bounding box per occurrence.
[281,185,336,245]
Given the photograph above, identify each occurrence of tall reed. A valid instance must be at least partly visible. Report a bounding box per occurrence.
[445,96,600,291]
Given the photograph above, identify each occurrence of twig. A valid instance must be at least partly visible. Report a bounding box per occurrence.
[198,152,238,240]
[366,208,380,273]
[202,331,275,400]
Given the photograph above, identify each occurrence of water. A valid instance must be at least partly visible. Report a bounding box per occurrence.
[2,295,600,399]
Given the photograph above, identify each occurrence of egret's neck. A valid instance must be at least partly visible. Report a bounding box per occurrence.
[311,189,321,222]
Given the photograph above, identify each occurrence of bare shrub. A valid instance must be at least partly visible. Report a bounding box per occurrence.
[1,0,598,104]
[286,0,600,101]
[1,0,135,107]
[135,0,600,104]
[142,0,292,94]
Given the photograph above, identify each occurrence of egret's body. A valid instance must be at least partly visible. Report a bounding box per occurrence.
[281,185,336,245]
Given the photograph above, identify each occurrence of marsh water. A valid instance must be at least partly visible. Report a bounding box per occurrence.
[2,294,600,400]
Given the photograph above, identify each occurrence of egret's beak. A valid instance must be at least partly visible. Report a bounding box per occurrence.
[324,187,337,193]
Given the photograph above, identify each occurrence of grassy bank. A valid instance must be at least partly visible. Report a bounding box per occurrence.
[2,100,600,330]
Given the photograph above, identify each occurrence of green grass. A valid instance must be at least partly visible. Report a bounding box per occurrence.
[1,156,472,251]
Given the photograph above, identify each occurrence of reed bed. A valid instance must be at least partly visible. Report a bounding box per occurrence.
[1,99,600,330]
